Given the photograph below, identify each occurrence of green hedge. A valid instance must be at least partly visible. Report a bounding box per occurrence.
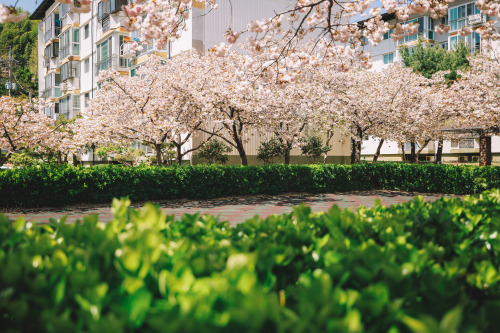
[1,191,500,332]
[1,164,500,207]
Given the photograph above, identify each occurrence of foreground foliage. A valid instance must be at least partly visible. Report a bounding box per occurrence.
[1,191,500,332]
[1,163,500,208]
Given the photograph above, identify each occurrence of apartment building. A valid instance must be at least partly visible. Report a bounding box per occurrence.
[359,0,500,163]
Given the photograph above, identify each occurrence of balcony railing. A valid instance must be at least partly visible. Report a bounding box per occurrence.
[59,43,80,60]
[94,55,131,75]
[42,87,62,99]
[450,14,484,31]
[44,27,61,43]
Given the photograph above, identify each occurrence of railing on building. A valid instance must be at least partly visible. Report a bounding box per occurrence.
[59,43,80,60]
[42,87,62,99]
[450,13,485,31]
[44,27,61,43]
[94,55,131,75]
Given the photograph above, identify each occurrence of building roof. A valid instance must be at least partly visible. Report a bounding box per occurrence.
[30,0,55,20]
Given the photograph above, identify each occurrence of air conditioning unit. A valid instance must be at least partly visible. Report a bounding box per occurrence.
[60,82,68,91]
[468,14,484,25]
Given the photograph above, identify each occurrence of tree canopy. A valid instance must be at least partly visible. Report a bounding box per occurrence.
[0,12,38,98]
[400,42,470,82]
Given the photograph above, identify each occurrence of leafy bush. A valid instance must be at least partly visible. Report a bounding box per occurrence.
[8,152,39,166]
[300,136,331,162]
[1,192,500,332]
[195,139,232,164]
[257,137,288,164]
[1,163,500,208]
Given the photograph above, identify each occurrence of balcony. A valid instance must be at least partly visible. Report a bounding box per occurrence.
[94,55,131,75]
[120,43,137,59]
[61,11,80,27]
[61,79,80,92]
[59,43,80,60]
[42,87,62,99]
[44,27,61,43]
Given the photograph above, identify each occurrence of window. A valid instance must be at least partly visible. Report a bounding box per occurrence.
[60,96,71,118]
[96,38,112,74]
[98,0,129,21]
[60,61,79,82]
[383,53,394,65]
[59,28,79,59]
[73,95,81,114]
[60,4,70,18]
[441,42,448,50]
[85,93,90,108]
[84,24,89,39]
[84,58,90,73]
[44,42,59,59]
[383,29,393,40]
[449,3,480,31]
[404,17,425,43]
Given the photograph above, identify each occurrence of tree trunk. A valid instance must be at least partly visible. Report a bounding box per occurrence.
[373,139,384,163]
[233,134,247,166]
[155,144,163,166]
[284,149,290,165]
[410,141,416,163]
[401,143,406,162]
[435,140,443,164]
[176,144,183,165]
[0,151,11,166]
[72,154,79,166]
[416,140,430,163]
[479,133,492,166]
[351,138,361,164]
[57,151,62,165]
[323,130,334,164]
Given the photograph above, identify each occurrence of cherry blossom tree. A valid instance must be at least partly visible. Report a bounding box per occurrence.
[193,51,267,166]
[79,55,211,166]
[441,52,500,166]
[0,96,54,165]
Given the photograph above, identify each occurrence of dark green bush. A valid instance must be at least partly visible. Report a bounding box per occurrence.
[1,163,500,207]
[1,191,500,332]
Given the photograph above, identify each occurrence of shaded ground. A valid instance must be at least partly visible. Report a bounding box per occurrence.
[2,191,464,225]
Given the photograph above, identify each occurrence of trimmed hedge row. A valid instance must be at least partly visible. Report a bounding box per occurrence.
[1,191,500,331]
[1,163,500,207]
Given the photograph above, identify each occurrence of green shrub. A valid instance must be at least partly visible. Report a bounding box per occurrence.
[1,163,500,208]
[195,139,232,164]
[1,191,500,332]
[257,137,288,164]
[299,136,331,162]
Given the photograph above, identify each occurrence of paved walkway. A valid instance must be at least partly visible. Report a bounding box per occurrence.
[2,191,463,225]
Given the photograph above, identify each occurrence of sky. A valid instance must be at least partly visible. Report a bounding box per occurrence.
[3,0,39,14]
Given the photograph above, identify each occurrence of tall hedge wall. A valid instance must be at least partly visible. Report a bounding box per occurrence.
[1,163,500,207]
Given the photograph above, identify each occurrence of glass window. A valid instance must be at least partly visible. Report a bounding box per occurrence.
[85,93,90,108]
[383,53,394,65]
[84,58,90,73]
[383,29,393,40]
[84,24,89,39]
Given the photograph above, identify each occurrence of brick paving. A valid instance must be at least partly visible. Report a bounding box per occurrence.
[2,191,463,225]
